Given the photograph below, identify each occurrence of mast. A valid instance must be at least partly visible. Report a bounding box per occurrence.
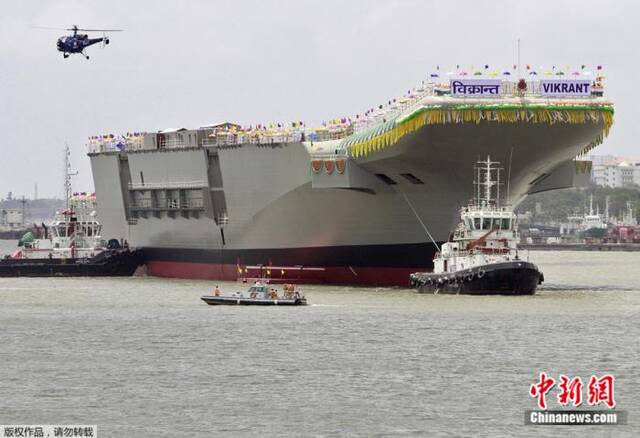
[63,143,78,210]
[475,155,502,206]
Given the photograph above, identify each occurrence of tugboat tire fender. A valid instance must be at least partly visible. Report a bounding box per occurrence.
[477,269,485,278]
[465,274,473,282]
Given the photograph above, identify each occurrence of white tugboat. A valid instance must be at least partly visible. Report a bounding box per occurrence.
[0,147,143,277]
[409,156,544,295]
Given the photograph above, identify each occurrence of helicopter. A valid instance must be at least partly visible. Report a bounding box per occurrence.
[37,25,122,59]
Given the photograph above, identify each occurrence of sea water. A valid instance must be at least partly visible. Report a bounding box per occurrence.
[0,240,638,437]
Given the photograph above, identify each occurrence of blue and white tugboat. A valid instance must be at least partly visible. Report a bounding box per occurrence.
[409,156,543,295]
[201,282,307,306]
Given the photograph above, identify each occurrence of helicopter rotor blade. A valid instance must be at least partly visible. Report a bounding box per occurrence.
[33,25,122,32]
[72,28,123,32]
[32,26,69,31]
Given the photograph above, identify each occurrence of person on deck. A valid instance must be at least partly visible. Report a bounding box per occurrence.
[213,285,221,296]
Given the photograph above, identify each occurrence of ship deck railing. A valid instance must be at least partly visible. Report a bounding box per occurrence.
[201,132,307,147]
[309,151,350,160]
[87,78,606,154]
[159,139,199,149]
[130,200,205,210]
[128,181,206,190]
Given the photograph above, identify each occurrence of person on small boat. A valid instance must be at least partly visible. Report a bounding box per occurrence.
[283,284,294,299]
[213,285,221,296]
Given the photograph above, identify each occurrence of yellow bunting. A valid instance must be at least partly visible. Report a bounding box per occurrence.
[349,106,614,158]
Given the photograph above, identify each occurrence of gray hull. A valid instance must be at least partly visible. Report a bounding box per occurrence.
[89,118,604,285]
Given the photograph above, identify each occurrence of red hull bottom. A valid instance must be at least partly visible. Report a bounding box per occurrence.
[146,261,423,287]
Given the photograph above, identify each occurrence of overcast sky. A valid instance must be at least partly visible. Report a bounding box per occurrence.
[1,0,638,198]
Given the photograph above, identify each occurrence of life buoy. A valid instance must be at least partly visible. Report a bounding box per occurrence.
[250,291,257,299]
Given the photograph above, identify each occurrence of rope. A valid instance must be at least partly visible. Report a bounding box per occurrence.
[398,190,440,252]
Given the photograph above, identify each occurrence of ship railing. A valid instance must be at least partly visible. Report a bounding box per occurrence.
[351,86,436,134]
[182,199,204,209]
[130,199,205,210]
[166,199,204,209]
[128,181,206,190]
[201,132,306,148]
[160,139,197,149]
[87,139,145,153]
[309,151,350,160]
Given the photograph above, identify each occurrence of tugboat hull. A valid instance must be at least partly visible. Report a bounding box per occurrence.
[0,249,145,277]
[409,261,543,295]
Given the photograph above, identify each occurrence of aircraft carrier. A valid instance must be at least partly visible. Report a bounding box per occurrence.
[88,76,613,285]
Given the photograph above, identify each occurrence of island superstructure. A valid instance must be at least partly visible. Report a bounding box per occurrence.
[88,72,613,285]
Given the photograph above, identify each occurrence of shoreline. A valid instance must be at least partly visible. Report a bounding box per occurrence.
[521,243,640,251]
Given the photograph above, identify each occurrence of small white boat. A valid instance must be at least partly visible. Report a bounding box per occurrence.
[200,282,307,306]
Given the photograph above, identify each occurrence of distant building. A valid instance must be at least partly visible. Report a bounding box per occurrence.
[591,156,640,188]
[0,208,24,229]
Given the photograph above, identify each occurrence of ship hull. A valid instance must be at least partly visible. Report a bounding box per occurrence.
[0,249,144,277]
[143,242,437,286]
[89,107,608,286]
[410,261,543,295]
